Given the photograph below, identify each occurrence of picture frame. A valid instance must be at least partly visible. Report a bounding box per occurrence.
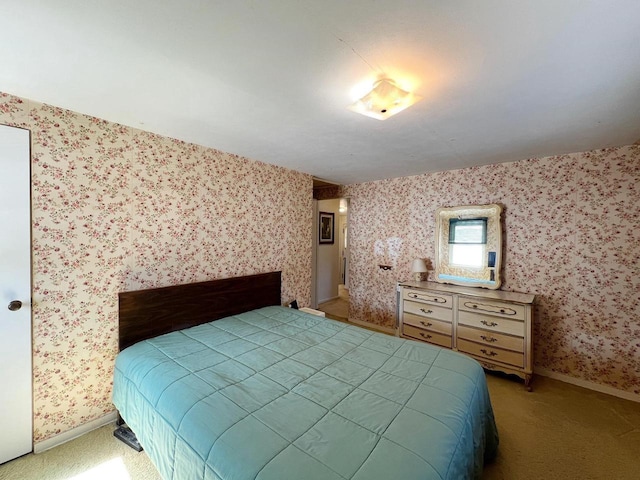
[319,211,335,244]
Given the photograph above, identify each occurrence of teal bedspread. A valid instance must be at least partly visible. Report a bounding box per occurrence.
[113,306,498,480]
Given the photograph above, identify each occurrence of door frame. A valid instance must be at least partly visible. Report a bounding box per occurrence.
[311,196,350,309]
[311,199,318,308]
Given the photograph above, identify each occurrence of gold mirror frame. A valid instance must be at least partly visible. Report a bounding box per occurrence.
[434,204,503,290]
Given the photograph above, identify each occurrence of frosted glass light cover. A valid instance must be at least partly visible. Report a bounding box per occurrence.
[348,78,422,120]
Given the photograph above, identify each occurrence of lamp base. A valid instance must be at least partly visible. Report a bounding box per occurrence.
[414,272,424,282]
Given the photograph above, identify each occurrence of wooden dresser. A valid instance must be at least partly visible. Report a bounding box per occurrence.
[398,281,535,389]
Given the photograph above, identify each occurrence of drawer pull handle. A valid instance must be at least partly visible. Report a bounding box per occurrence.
[480,335,498,343]
[407,293,446,303]
[480,349,498,357]
[464,301,517,316]
[481,320,499,327]
[420,308,433,314]
[419,333,432,339]
[420,321,432,327]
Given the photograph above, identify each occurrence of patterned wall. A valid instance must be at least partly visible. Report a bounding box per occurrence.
[343,147,640,395]
[0,92,312,442]
[1,87,638,443]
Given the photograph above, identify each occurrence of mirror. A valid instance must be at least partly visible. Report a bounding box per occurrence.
[434,204,503,289]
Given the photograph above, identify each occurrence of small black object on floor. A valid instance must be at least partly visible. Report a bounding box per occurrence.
[114,425,143,452]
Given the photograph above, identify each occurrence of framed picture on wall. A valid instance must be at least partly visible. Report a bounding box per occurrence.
[319,212,335,244]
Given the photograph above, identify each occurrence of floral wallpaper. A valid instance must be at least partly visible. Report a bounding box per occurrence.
[0,92,312,443]
[1,86,638,446]
[342,147,640,395]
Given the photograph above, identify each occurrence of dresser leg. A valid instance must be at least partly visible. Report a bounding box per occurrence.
[524,374,533,392]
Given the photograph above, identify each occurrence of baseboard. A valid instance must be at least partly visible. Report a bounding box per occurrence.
[535,367,640,403]
[348,317,397,335]
[33,411,118,454]
[317,295,339,305]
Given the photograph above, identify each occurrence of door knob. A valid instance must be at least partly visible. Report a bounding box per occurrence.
[8,300,22,311]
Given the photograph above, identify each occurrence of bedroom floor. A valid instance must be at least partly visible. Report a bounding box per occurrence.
[1,374,638,480]
[482,373,640,480]
[317,284,349,320]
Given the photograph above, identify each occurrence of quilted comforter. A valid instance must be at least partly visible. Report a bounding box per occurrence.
[113,306,498,480]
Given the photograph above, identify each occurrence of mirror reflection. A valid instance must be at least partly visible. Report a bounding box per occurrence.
[434,204,503,289]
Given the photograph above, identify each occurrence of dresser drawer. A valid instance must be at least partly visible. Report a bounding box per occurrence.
[403,312,452,335]
[403,301,453,322]
[403,325,452,348]
[457,339,524,368]
[457,325,524,352]
[397,283,534,389]
[403,289,453,308]
[458,310,525,337]
[458,296,526,321]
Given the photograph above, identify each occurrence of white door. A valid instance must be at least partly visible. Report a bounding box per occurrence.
[0,124,32,464]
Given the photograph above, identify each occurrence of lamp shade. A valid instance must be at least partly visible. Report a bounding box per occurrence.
[411,258,428,273]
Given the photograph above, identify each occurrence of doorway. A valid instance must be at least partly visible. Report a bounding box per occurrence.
[313,193,349,321]
[0,124,33,464]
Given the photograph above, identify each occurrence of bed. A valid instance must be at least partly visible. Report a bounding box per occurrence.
[112,271,498,480]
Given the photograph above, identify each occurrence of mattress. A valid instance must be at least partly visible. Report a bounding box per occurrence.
[113,306,498,480]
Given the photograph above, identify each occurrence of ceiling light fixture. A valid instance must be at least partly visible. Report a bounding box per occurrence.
[348,78,422,120]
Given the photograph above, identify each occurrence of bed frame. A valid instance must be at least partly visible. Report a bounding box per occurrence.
[118,271,282,351]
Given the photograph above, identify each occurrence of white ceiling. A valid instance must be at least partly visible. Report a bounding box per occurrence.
[1,1,639,185]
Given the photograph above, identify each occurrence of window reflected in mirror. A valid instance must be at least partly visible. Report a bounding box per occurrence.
[449,218,487,268]
[434,204,503,289]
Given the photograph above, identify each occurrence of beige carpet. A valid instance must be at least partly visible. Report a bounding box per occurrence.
[0,424,160,480]
[483,373,640,480]
[318,285,349,320]
[1,374,639,480]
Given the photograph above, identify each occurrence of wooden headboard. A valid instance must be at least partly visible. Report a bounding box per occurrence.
[118,271,281,351]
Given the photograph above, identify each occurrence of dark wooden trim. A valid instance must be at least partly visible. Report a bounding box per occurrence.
[118,271,282,351]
